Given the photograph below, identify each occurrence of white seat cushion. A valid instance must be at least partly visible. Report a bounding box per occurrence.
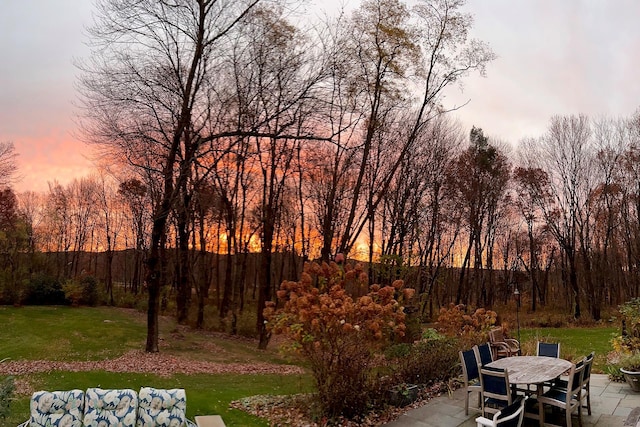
[29,389,84,427]
[83,387,138,427]
[137,387,187,427]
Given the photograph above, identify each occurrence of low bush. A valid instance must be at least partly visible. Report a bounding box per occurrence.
[436,303,498,347]
[0,281,20,305]
[0,358,14,421]
[63,276,102,307]
[22,274,67,305]
[606,351,626,382]
[80,276,100,306]
[393,337,459,386]
[111,287,146,310]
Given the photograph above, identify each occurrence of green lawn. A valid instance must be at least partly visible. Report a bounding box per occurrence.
[6,371,313,426]
[0,306,313,426]
[0,306,621,426]
[0,306,147,361]
[519,326,617,372]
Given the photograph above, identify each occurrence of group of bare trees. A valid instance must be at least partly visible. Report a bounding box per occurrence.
[3,0,639,352]
[515,114,640,321]
[72,0,493,350]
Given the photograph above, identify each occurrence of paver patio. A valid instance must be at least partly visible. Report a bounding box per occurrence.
[384,374,640,427]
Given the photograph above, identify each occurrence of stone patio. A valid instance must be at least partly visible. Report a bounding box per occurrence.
[383,374,640,427]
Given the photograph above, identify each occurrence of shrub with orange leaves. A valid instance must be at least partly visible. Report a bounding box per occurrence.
[436,303,498,346]
[264,260,414,420]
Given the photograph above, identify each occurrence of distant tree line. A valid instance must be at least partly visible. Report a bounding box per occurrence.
[1,0,639,352]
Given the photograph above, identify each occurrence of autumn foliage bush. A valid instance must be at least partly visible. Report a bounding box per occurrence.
[436,303,498,346]
[264,260,415,420]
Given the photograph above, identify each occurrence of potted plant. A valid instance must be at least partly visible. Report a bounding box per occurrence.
[619,353,640,392]
[389,383,419,407]
[607,298,640,390]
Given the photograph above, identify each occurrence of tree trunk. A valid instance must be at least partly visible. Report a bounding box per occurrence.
[145,214,167,352]
[257,210,274,350]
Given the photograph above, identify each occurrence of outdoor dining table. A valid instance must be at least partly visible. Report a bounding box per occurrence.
[486,355,574,426]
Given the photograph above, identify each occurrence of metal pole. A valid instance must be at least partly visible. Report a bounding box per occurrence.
[514,287,521,352]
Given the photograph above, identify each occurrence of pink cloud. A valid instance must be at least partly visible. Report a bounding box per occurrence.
[13,131,94,193]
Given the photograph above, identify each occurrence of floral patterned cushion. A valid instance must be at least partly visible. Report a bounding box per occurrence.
[29,389,85,427]
[83,387,138,427]
[136,387,187,427]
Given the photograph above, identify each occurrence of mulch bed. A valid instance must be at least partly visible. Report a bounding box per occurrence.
[0,350,304,377]
[229,382,454,426]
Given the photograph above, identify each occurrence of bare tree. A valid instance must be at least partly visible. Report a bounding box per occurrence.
[512,162,553,310]
[68,177,99,277]
[0,142,18,188]
[523,115,594,318]
[0,187,27,300]
[95,172,125,305]
[17,191,44,263]
[43,181,73,277]
[619,111,640,298]
[332,0,495,258]
[79,0,265,352]
[231,6,324,348]
[117,178,151,294]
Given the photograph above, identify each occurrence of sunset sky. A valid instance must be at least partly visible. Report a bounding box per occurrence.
[1,0,639,193]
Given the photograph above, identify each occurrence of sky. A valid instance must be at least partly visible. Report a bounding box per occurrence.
[1,0,640,193]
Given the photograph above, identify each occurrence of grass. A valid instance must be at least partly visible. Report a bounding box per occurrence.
[6,371,313,426]
[0,306,147,360]
[0,306,313,426]
[0,306,623,426]
[518,326,618,372]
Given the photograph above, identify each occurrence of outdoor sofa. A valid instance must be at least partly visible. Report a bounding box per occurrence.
[17,386,226,427]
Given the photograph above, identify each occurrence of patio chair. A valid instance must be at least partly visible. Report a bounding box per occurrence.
[479,366,514,418]
[580,352,594,415]
[475,396,528,427]
[538,358,585,427]
[475,342,495,366]
[535,341,562,390]
[555,352,594,415]
[489,328,520,358]
[460,348,482,415]
[537,342,561,358]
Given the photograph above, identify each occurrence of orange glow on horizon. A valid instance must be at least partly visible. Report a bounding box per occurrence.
[13,133,95,193]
